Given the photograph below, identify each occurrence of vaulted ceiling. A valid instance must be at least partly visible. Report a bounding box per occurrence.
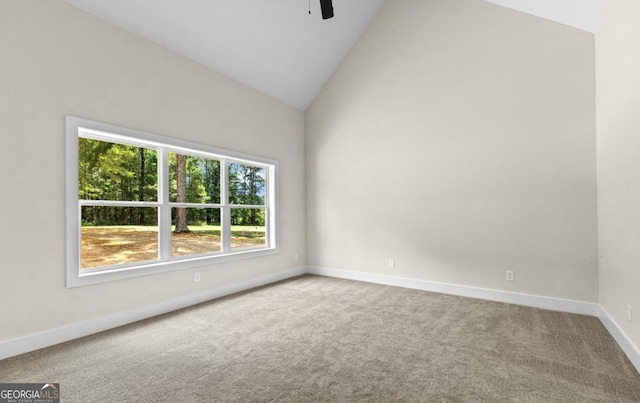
[63,0,608,111]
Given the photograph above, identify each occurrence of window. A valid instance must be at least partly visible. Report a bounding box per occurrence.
[66,116,277,287]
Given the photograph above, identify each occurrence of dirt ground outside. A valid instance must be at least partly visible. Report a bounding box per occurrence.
[81,225,265,269]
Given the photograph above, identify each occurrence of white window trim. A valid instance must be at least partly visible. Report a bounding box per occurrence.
[65,116,278,288]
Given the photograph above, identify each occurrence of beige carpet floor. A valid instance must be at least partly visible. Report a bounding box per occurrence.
[1,275,640,402]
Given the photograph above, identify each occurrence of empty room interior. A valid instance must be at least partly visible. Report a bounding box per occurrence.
[1,0,640,401]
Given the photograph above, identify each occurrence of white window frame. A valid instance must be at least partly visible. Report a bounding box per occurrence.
[65,116,278,288]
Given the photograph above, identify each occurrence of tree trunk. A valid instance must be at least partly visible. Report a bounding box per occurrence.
[175,154,190,233]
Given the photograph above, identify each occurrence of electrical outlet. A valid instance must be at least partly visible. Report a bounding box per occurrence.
[388,259,395,268]
[505,270,515,281]
[627,305,632,322]
[194,272,201,282]
[294,253,299,262]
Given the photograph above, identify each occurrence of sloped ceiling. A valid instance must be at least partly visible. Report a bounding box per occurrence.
[63,0,387,111]
[484,0,608,33]
[63,0,607,111]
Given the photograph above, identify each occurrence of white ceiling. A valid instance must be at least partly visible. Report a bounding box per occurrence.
[484,0,608,33]
[63,0,607,111]
[64,0,387,111]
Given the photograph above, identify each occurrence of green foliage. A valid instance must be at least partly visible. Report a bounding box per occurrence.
[169,153,220,204]
[229,163,266,206]
[79,138,157,225]
[79,138,158,203]
[229,163,266,226]
[170,207,221,227]
[79,139,266,227]
[169,153,221,226]
[231,208,265,227]
[81,206,158,226]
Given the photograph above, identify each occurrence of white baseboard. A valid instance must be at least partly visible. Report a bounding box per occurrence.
[598,306,640,374]
[306,266,599,316]
[5,265,638,376]
[307,266,640,373]
[0,267,305,361]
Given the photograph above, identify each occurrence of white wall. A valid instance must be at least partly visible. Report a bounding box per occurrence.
[306,0,598,302]
[596,0,640,353]
[0,1,305,342]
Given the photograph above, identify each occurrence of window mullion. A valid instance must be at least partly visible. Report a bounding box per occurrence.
[79,200,159,207]
[267,163,276,248]
[169,202,223,209]
[222,159,231,253]
[159,148,171,260]
[264,165,270,248]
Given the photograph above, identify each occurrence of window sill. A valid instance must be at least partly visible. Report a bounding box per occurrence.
[67,247,279,288]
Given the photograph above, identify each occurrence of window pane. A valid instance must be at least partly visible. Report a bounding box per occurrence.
[229,163,266,205]
[169,153,220,204]
[231,208,266,250]
[78,137,158,201]
[172,208,222,257]
[81,206,158,269]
